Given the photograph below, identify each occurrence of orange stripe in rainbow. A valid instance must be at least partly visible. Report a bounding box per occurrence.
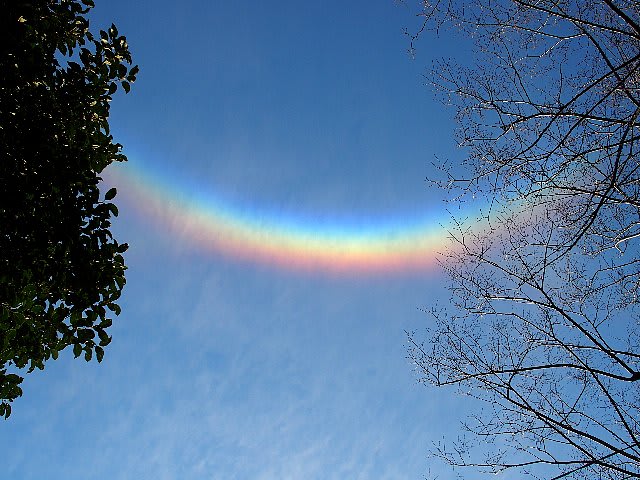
[106,161,455,274]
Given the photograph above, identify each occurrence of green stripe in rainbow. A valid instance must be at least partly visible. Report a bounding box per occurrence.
[107,160,456,274]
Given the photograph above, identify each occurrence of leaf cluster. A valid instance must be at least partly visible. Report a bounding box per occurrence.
[0,0,137,418]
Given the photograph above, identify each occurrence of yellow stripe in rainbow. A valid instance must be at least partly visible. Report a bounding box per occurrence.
[107,161,454,274]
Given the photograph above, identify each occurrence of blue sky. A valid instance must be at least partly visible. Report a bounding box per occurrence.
[2,2,481,479]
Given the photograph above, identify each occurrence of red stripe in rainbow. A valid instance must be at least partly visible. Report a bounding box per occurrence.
[107,161,454,274]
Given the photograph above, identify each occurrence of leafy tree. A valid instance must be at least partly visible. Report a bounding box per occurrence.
[406,0,640,477]
[0,0,137,418]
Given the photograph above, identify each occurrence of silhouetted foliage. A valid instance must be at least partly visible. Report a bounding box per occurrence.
[0,0,137,418]
[407,0,640,477]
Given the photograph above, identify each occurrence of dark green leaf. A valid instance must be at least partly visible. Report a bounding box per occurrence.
[98,329,111,346]
[108,203,119,217]
[107,303,121,316]
[105,187,117,201]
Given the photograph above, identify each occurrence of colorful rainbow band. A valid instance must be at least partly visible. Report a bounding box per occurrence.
[107,160,454,274]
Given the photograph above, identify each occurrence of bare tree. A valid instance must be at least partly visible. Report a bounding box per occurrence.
[407,0,640,478]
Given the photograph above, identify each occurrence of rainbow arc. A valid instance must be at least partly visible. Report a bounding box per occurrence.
[108,161,454,274]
